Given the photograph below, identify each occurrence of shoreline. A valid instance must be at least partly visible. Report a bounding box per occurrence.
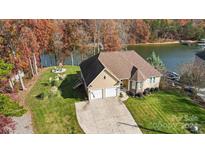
[124,41,180,46]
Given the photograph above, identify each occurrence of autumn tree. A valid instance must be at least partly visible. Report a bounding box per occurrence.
[0,20,26,90]
[49,20,64,64]
[90,20,103,53]
[63,20,87,65]
[25,20,54,52]
[101,20,121,51]
[116,19,132,50]
[24,20,55,69]
[129,20,150,43]
[177,19,190,26]
[18,26,39,76]
[81,20,100,55]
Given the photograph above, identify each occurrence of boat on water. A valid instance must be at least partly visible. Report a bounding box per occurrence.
[197,39,205,50]
[198,39,205,45]
[180,40,197,46]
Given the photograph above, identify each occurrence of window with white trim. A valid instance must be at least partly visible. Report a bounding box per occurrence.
[153,77,156,83]
[131,81,136,89]
[149,77,152,83]
[140,82,143,88]
[150,77,156,83]
[137,82,143,89]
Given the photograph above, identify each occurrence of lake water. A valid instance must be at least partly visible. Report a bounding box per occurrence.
[40,43,203,73]
[128,43,202,72]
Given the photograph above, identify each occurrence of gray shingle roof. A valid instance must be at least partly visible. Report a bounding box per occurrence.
[79,54,104,86]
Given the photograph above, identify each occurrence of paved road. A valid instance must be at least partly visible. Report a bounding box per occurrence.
[75,98,142,134]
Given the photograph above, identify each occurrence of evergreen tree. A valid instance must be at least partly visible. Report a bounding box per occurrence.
[147,51,165,71]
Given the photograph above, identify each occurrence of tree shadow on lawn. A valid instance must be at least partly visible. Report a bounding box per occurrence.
[118,122,170,134]
[138,125,171,134]
[58,74,87,100]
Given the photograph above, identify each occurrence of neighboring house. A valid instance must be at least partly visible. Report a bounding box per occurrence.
[80,51,162,100]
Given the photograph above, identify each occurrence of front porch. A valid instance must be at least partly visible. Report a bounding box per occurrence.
[120,79,143,94]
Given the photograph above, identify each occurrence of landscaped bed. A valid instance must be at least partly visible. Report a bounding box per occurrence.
[25,65,85,134]
[125,90,205,134]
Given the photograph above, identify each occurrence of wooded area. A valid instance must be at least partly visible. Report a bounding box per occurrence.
[1,19,205,93]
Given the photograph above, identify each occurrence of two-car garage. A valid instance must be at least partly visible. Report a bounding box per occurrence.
[90,89,103,100]
[90,87,119,100]
[105,87,118,97]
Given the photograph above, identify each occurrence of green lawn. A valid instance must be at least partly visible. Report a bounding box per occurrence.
[25,65,85,134]
[125,91,205,134]
[0,93,26,117]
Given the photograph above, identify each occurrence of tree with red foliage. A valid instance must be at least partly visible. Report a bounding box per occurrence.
[25,20,54,53]
[101,20,121,51]
[0,20,26,90]
[129,20,150,43]
[18,26,39,76]
[82,20,102,54]
[0,115,15,134]
[177,19,190,26]
[23,20,55,71]
[62,20,85,65]
[117,19,132,46]
[50,20,64,64]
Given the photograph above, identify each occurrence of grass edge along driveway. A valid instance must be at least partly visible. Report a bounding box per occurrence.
[125,91,205,134]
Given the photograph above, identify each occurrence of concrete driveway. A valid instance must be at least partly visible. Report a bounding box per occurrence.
[75,98,142,134]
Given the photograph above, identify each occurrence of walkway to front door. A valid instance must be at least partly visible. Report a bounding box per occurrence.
[75,98,142,134]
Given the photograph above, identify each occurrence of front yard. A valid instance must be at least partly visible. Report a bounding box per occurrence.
[125,91,205,134]
[25,65,205,134]
[25,65,85,134]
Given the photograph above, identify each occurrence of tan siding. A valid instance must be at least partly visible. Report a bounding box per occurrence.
[89,70,119,90]
[142,77,161,91]
[129,77,161,93]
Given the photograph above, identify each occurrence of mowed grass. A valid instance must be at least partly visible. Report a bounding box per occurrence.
[125,91,205,134]
[25,65,85,134]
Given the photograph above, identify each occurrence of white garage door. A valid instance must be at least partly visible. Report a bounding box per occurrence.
[105,87,117,98]
[90,89,103,100]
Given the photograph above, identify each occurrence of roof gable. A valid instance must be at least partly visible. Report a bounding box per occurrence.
[130,66,146,82]
[79,54,104,86]
[98,52,132,79]
[88,69,119,88]
[121,51,162,78]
